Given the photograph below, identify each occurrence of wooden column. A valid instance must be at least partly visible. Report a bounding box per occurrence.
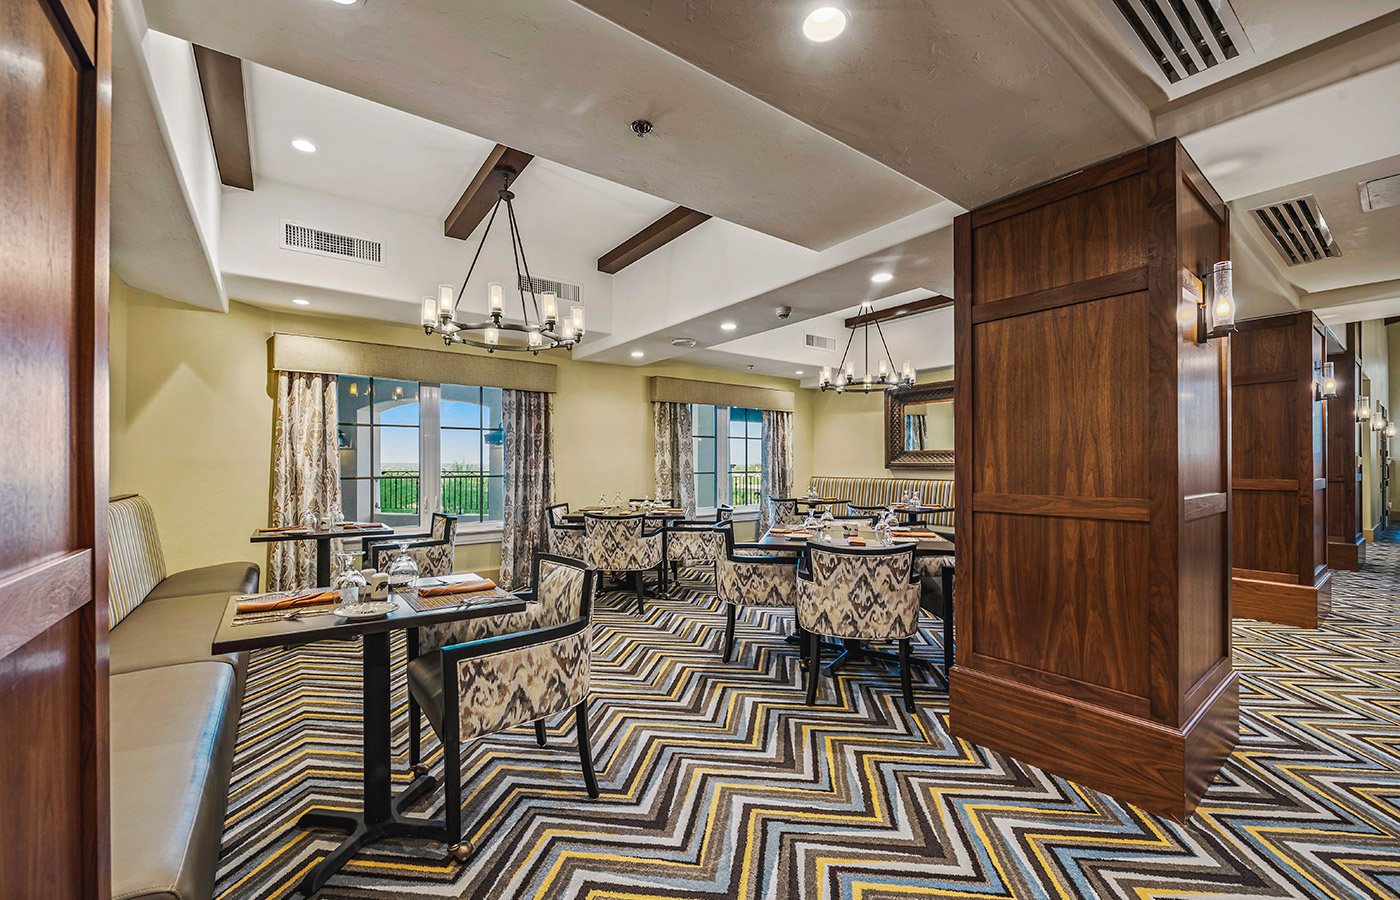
[951,139,1237,822]
[1231,312,1340,627]
[1326,324,1364,570]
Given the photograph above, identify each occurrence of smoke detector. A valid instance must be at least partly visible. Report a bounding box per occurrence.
[671,337,697,348]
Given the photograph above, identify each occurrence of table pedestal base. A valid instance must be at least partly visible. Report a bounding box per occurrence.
[295,774,442,897]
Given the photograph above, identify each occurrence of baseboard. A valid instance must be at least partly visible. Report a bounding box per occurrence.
[949,666,1239,822]
[1232,568,1333,628]
[1326,536,1364,571]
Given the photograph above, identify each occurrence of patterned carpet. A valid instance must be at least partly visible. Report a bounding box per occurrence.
[215,542,1400,899]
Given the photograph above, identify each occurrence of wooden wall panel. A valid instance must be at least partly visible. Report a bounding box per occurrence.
[1326,341,1364,570]
[951,139,1236,822]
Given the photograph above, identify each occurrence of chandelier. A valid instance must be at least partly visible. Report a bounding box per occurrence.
[422,166,583,354]
[819,301,914,393]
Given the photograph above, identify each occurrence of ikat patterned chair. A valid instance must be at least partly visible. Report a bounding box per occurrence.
[364,513,459,575]
[585,513,663,615]
[796,543,922,708]
[663,505,734,585]
[766,498,803,530]
[546,503,586,560]
[405,552,599,861]
[713,521,800,663]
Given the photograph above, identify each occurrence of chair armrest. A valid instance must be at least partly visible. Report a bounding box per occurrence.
[728,547,800,564]
[439,614,588,664]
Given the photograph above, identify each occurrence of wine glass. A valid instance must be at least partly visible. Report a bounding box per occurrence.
[299,508,319,532]
[387,543,419,594]
[818,510,834,541]
[332,551,368,601]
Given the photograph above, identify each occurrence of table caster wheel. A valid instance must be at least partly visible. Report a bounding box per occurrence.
[448,842,473,863]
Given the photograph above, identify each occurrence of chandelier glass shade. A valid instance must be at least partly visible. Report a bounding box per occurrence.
[422,167,583,354]
[819,301,915,393]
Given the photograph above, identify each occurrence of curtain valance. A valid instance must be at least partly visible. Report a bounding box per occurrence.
[648,376,794,412]
[271,333,557,393]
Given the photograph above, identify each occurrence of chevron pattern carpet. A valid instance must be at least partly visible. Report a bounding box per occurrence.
[215,544,1400,899]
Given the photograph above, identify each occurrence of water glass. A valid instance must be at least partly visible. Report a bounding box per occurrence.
[387,543,419,593]
[299,508,319,532]
[332,552,368,601]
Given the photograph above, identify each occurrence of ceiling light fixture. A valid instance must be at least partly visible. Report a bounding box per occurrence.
[424,166,583,355]
[631,350,645,359]
[820,301,913,394]
[291,297,310,306]
[291,138,317,153]
[871,272,893,283]
[802,7,848,42]
[795,370,805,375]
[720,321,737,331]
[329,0,361,5]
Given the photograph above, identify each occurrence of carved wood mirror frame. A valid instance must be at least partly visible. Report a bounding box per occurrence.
[885,380,954,469]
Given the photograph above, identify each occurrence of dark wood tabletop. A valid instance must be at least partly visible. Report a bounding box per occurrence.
[210,586,528,654]
[756,528,954,556]
[248,523,395,543]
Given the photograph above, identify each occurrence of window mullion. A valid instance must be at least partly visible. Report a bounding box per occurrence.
[421,384,441,529]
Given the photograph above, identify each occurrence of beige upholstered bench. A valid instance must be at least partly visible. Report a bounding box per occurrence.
[806,475,954,525]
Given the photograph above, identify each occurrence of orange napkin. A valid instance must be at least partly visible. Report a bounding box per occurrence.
[337,522,377,530]
[258,525,305,533]
[770,528,809,535]
[236,591,336,613]
[846,537,867,546]
[892,531,942,539]
[418,579,498,598]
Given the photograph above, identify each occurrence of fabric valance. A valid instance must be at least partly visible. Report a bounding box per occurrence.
[648,376,794,412]
[270,333,558,393]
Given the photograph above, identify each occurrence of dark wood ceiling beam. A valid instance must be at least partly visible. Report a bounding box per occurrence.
[444,144,534,240]
[597,206,711,274]
[192,45,253,191]
[844,295,951,328]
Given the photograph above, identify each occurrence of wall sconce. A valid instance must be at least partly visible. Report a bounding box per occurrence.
[1388,423,1397,439]
[1195,260,1237,344]
[1319,361,1338,399]
[1358,396,1372,422]
[1372,413,1386,433]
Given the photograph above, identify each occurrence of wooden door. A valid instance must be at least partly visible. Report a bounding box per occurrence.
[0,0,112,897]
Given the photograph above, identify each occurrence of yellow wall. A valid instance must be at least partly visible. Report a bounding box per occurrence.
[109,276,813,578]
[810,367,954,478]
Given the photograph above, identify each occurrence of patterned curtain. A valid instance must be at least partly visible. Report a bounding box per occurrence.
[270,371,341,590]
[905,414,928,451]
[500,390,554,590]
[758,410,794,534]
[652,402,697,516]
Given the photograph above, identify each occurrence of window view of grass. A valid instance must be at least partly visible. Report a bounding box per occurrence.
[376,466,494,516]
[730,465,762,506]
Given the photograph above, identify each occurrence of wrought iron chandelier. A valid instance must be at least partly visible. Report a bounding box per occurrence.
[819,301,914,393]
[422,166,583,354]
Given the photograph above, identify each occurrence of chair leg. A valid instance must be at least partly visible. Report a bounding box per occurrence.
[444,736,466,860]
[633,571,647,615]
[575,702,599,799]
[722,605,737,662]
[899,638,916,709]
[805,630,822,705]
[534,719,548,747]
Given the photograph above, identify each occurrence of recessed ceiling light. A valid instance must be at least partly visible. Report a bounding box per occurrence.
[803,7,848,42]
[292,298,310,306]
[291,138,317,153]
[329,0,361,5]
[721,321,737,331]
[795,370,805,375]
[631,350,645,358]
[871,272,893,283]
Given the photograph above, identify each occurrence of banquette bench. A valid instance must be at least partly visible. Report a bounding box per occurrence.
[806,475,954,525]
[107,495,259,900]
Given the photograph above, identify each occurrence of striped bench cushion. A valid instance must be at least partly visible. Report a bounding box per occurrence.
[107,496,167,628]
[807,476,954,525]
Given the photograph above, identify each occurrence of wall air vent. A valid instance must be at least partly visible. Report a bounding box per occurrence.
[1249,195,1342,266]
[281,220,383,266]
[1360,173,1400,212]
[518,275,582,304]
[1098,0,1250,84]
[804,333,839,352]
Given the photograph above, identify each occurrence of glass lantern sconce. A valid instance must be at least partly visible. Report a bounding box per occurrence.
[1358,396,1372,423]
[1317,362,1338,399]
[1195,260,1237,344]
[1372,412,1387,433]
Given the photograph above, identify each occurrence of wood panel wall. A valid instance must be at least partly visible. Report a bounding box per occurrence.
[1326,324,1364,570]
[951,139,1237,822]
[1230,312,1338,627]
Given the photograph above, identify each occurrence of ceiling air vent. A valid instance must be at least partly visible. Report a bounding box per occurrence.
[1360,173,1400,212]
[1249,195,1342,266]
[1098,0,1249,83]
[804,333,838,352]
[281,220,384,266]
[518,275,582,304]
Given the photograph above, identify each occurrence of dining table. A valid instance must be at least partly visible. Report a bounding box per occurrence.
[249,522,394,587]
[886,504,953,526]
[211,575,527,898]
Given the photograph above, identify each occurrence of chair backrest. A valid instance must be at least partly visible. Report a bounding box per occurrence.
[584,513,656,571]
[712,521,798,608]
[528,552,595,629]
[767,497,802,528]
[107,495,167,628]
[715,504,735,523]
[546,503,571,527]
[431,513,459,543]
[665,519,726,564]
[798,543,919,640]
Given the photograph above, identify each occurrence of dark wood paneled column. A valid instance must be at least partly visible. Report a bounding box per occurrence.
[951,139,1237,822]
[1326,324,1364,570]
[1231,312,1340,626]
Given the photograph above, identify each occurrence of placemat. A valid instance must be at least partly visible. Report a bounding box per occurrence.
[407,585,512,612]
[230,592,342,626]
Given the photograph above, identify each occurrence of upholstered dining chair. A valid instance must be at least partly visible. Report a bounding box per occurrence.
[664,519,725,588]
[546,503,586,560]
[364,513,459,575]
[713,521,801,663]
[405,552,599,861]
[584,513,663,614]
[796,542,922,708]
[766,498,803,530]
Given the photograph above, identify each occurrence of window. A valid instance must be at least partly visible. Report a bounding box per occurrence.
[337,377,504,532]
[692,404,764,510]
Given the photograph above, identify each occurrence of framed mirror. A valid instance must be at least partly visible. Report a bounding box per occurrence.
[885,380,954,469]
